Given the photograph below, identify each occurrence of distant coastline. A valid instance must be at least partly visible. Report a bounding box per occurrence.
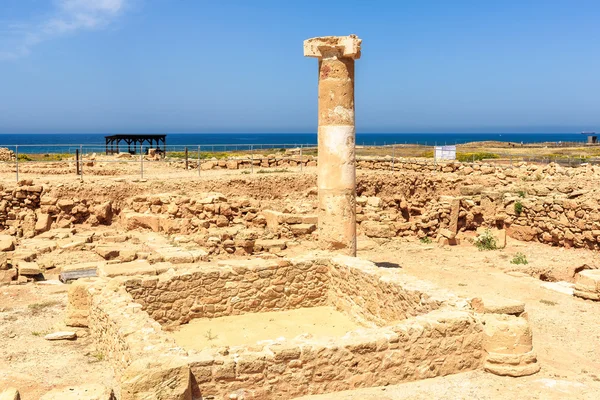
[0,133,590,153]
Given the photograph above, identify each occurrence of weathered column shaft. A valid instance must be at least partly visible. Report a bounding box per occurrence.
[304,35,361,256]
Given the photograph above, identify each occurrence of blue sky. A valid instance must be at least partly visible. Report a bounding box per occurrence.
[1,0,599,134]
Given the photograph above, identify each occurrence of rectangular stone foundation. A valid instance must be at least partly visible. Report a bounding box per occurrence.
[76,254,484,399]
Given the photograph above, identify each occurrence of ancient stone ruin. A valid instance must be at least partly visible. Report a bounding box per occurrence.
[304,35,361,256]
[7,34,600,400]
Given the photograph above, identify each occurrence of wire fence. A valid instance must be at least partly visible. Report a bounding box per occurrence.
[1,142,599,182]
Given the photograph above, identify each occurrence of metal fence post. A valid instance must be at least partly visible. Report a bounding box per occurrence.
[392,143,395,171]
[75,148,80,175]
[140,144,144,179]
[79,144,83,180]
[251,145,254,174]
[197,145,201,178]
[15,145,19,182]
[185,146,189,170]
[299,144,303,172]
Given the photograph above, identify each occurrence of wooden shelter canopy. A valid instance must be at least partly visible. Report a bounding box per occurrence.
[105,134,167,155]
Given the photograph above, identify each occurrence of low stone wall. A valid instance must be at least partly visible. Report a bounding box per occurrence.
[5,162,600,254]
[189,309,482,399]
[87,281,184,376]
[328,257,441,327]
[124,258,329,327]
[69,254,486,399]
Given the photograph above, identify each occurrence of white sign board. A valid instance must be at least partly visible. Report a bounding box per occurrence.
[434,145,456,160]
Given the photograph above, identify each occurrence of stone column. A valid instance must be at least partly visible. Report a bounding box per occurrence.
[304,35,361,256]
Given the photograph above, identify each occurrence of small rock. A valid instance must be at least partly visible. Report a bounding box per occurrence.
[44,331,77,341]
[0,388,20,400]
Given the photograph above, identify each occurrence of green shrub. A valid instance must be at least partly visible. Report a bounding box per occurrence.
[517,190,526,198]
[17,154,32,161]
[510,252,528,265]
[456,152,500,162]
[473,229,498,251]
[514,201,523,215]
[420,236,432,244]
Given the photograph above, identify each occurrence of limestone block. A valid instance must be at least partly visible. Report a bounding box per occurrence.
[439,228,456,239]
[506,224,536,242]
[482,314,539,377]
[0,235,15,252]
[92,201,113,223]
[304,35,362,59]
[95,245,121,260]
[121,357,192,400]
[574,269,600,300]
[39,384,115,400]
[98,260,158,278]
[290,223,317,235]
[471,296,525,316]
[121,212,162,232]
[34,213,53,234]
[0,268,17,285]
[17,261,41,276]
[200,161,215,170]
[254,239,287,252]
[449,198,460,234]
[226,160,238,170]
[0,388,20,400]
[66,278,97,327]
[361,221,395,238]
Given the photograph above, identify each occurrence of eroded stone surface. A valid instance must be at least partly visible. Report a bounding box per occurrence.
[305,35,362,256]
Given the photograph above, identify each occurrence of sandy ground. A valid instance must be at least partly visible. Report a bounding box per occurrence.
[169,306,361,351]
[0,282,116,399]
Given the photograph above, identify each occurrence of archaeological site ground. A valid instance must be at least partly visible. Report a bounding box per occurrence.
[1,36,600,400]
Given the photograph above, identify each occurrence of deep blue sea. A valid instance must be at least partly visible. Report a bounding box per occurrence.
[0,133,589,153]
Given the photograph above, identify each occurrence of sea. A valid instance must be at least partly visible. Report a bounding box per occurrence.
[0,133,590,154]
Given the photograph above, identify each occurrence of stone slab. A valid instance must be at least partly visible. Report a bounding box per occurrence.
[17,261,42,276]
[540,281,575,296]
[471,295,525,315]
[45,331,77,340]
[98,260,173,278]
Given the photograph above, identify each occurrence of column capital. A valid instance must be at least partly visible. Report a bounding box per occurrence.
[303,35,361,59]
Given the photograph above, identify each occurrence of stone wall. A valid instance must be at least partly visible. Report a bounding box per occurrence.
[71,254,485,399]
[82,278,183,375]
[189,309,483,399]
[354,186,600,251]
[328,257,442,327]
[124,258,329,327]
[0,182,43,236]
[6,161,600,253]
